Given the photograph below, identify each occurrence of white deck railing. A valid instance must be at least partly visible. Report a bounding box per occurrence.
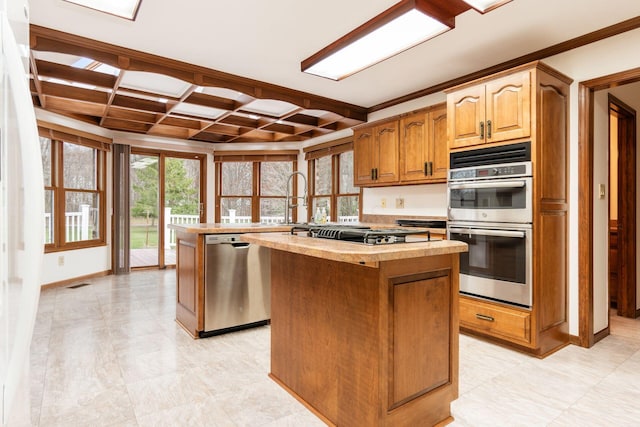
[45,208,359,247]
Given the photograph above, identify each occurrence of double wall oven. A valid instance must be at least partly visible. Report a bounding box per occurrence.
[447,142,533,308]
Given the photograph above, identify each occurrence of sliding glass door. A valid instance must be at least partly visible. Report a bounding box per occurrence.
[129,150,205,268]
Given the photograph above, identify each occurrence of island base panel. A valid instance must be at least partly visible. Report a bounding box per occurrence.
[269,249,459,426]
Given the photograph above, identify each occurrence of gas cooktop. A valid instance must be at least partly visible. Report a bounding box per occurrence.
[290,224,438,245]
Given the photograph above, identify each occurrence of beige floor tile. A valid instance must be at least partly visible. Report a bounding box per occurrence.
[28,270,640,427]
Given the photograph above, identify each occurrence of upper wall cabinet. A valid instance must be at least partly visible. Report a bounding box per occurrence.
[399,104,448,183]
[353,103,447,187]
[353,120,399,186]
[447,70,531,150]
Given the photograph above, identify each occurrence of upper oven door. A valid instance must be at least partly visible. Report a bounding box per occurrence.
[448,177,532,223]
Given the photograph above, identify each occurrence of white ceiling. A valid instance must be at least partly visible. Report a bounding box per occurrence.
[29,0,640,109]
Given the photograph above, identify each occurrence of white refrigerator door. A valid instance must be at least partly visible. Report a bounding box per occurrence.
[0,0,44,423]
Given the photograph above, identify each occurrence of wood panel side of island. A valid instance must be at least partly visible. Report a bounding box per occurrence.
[269,249,460,427]
[175,231,204,337]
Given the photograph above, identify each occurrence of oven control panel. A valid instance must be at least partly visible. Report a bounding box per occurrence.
[449,162,530,181]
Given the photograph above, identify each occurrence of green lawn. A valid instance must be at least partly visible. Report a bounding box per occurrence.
[130,224,158,249]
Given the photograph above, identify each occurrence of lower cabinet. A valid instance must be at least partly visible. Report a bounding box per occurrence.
[175,231,204,337]
[459,296,531,346]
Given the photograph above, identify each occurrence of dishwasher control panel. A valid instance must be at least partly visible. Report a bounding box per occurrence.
[205,234,242,244]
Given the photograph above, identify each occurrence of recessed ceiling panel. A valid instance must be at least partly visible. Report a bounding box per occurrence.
[197,86,248,101]
[241,99,299,118]
[119,71,191,98]
[171,103,226,120]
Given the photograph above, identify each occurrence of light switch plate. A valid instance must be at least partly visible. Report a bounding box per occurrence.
[598,184,606,199]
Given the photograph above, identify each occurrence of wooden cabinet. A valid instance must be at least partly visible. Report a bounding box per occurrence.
[447,70,531,150]
[175,231,204,337]
[448,62,572,357]
[270,250,460,426]
[354,120,399,186]
[354,103,447,187]
[460,296,531,345]
[399,105,448,183]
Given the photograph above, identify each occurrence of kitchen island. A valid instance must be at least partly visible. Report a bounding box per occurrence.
[241,232,467,427]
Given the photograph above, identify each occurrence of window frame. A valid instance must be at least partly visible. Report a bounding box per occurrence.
[215,151,298,223]
[305,138,360,223]
[39,125,109,252]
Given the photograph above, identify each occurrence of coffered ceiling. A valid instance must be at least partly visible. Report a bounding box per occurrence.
[28,0,640,145]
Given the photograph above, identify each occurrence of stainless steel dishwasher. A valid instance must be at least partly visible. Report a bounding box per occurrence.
[202,234,270,337]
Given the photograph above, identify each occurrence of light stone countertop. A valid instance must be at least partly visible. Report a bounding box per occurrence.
[240,232,467,267]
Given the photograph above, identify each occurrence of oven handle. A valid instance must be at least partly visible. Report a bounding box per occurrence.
[448,180,526,190]
[449,228,526,238]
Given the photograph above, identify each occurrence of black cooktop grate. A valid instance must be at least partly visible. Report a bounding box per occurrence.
[290,224,435,245]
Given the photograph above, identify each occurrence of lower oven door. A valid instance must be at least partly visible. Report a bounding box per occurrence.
[448,222,532,308]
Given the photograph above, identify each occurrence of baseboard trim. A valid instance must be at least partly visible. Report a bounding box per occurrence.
[42,270,111,290]
[593,326,610,344]
[569,334,583,347]
[636,308,640,319]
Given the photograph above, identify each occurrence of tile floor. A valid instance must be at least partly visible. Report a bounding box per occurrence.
[20,270,640,426]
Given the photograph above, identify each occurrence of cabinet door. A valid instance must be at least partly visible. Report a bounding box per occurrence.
[485,71,531,144]
[399,111,428,182]
[375,121,399,183]
[448,85,485,149]
[427,106,448,181]
[353,128,376,185]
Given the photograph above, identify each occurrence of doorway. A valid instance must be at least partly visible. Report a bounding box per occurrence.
[579,72,640,347]
[129,149,206,269]
[608,95,637,319]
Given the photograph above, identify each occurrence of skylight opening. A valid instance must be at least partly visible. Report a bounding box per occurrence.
[63,0,142,20]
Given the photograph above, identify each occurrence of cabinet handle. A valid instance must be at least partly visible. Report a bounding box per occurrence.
[371,169,375,180]
[428,161,433,176]
[424,162,429,176]
[476,313,495,322]
[487,120,492,139]
[480,121,484,139]
[374,168,378,180]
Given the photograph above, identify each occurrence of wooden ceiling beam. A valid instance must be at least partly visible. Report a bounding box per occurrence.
[40,80,109,104]
[29,24,368,121]
[34,59,117,88]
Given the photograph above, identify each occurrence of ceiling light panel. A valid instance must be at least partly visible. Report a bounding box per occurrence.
[63,0,142,20]
[461,0,512,13]
[119,71,191,98]
[302,3,452,80]
[241,99,299,117]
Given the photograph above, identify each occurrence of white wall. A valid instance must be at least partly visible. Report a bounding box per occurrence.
[362,184,447,217]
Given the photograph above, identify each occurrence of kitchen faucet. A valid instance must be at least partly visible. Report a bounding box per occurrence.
[284,171,308,224]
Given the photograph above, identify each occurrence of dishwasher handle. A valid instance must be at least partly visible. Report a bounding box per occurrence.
[230,242,250,248]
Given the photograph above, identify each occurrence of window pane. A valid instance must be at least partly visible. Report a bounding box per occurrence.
[130,154,159,266]
[312,197,331,222]
[63,142,97,190]
[260,198,285,224]
[65,192,100,242]
[40,137,52,186]
[221,198,251,223]
[221,162,252,196]
[165,157,200,215]
[314,157,331,195]
[339,151,357,194]
[261,162,292,196]
[44,190,54,244]
[337,196,359,223]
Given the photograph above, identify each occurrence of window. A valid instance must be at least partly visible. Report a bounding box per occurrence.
[215,152,297,224]
[39,125,109,251]
[306,138,359,223]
